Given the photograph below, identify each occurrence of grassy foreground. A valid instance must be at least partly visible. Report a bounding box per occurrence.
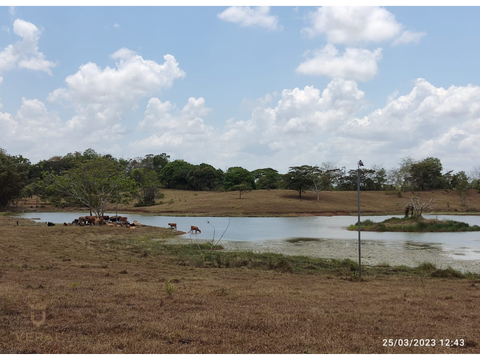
[349,217,480,232]
[1,216,480,354]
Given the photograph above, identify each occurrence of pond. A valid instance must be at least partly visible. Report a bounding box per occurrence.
[17,212,480,265]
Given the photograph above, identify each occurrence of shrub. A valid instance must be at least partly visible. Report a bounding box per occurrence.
[431,267,465,279]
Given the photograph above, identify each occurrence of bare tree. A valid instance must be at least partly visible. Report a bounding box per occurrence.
[405,197,434,219]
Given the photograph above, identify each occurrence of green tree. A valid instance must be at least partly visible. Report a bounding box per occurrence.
[283,165,317,198]
[129,153,170,175]
[190,163,224,191]
[159,160,196,189]
[0,149,29,208]
[252,168,280,189]
[229,183,252,199]
[409,157,443,190]
[46,157,134,216]
[223,167,255,191]
[387,157,416,191]
[131,168,162,206]
[318,162,344,190]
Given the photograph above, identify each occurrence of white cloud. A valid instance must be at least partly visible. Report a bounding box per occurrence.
[140,97,211,133]
[337,78,480,165]
[3,75,480,174]
[303,6,402,44]
[48,48,186,126]
[132,97,215,161]
[303,6,425,47]
[392,30,427,46]
[0,19,56,75]
[218,6,280,30]
[296,44,382,82]
[0,48,186,160]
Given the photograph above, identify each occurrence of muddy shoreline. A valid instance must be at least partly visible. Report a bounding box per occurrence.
[167,236,480,274]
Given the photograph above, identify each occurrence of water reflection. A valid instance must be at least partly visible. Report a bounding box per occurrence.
[17,212,480,262]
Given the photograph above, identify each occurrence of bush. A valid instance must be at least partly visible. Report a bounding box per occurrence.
[416,262,437,271]
[431,267,465,278]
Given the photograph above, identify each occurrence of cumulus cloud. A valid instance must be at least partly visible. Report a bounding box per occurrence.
[48,47,186,129]
[298,7,424,82]
[337,78,480,165]
[296,44,382,82]
[0,19,56,75]
[0,48,186,160]
[127,79,368,171]
[130,97,215,161]
[3,75,480,174]
[218,6,280,30]
[303,6,402,44]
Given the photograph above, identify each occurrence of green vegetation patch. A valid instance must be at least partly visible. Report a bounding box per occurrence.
[105,235,479,278]
[348,216,480,232]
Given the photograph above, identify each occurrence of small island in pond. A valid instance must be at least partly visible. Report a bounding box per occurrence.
[348,217,480,232]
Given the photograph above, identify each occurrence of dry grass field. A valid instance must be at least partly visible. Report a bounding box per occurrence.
[1,215,479,354]
[17,188,480,217]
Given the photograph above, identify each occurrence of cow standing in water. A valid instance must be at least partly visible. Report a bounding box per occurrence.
[168,223,177,230]
[190,226,201,234]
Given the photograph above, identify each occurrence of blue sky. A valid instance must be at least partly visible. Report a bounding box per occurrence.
[1,5,480,175]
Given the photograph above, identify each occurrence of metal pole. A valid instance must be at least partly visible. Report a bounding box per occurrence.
[357,160,364,278]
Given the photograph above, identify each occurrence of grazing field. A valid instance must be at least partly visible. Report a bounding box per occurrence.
[1,216,479,354]
[15,188,480,217]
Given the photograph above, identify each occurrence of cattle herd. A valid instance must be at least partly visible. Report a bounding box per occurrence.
[45,216,201,233]
[48,215,143,229]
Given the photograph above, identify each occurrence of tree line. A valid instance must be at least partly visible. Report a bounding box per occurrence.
[1,148,479,215]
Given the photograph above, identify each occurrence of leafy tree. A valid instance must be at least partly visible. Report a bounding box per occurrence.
[129,153,170,175]
[229,183,252,199]
[337,166,386,191]
[470,165,480,193]
[252,168,280,189]
[317,162,344,190]
[409,157,443,190]
[190,163,224,191]
[82,148,101,160]
[283,165,317,198]
[0,149,29,208]
[223,167,255,191]
[46,157,134,216]
[387,157,416,191]
[131,168,162,206]
[159,160,196,189]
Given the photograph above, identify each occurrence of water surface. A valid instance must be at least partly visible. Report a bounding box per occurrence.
[18,212,480,261]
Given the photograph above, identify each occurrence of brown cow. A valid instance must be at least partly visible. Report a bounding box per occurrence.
[190,226,201,234]
[119,216,128,224]
[85,216,96,225]
[168,223,177,230]
[95,217,105,226]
